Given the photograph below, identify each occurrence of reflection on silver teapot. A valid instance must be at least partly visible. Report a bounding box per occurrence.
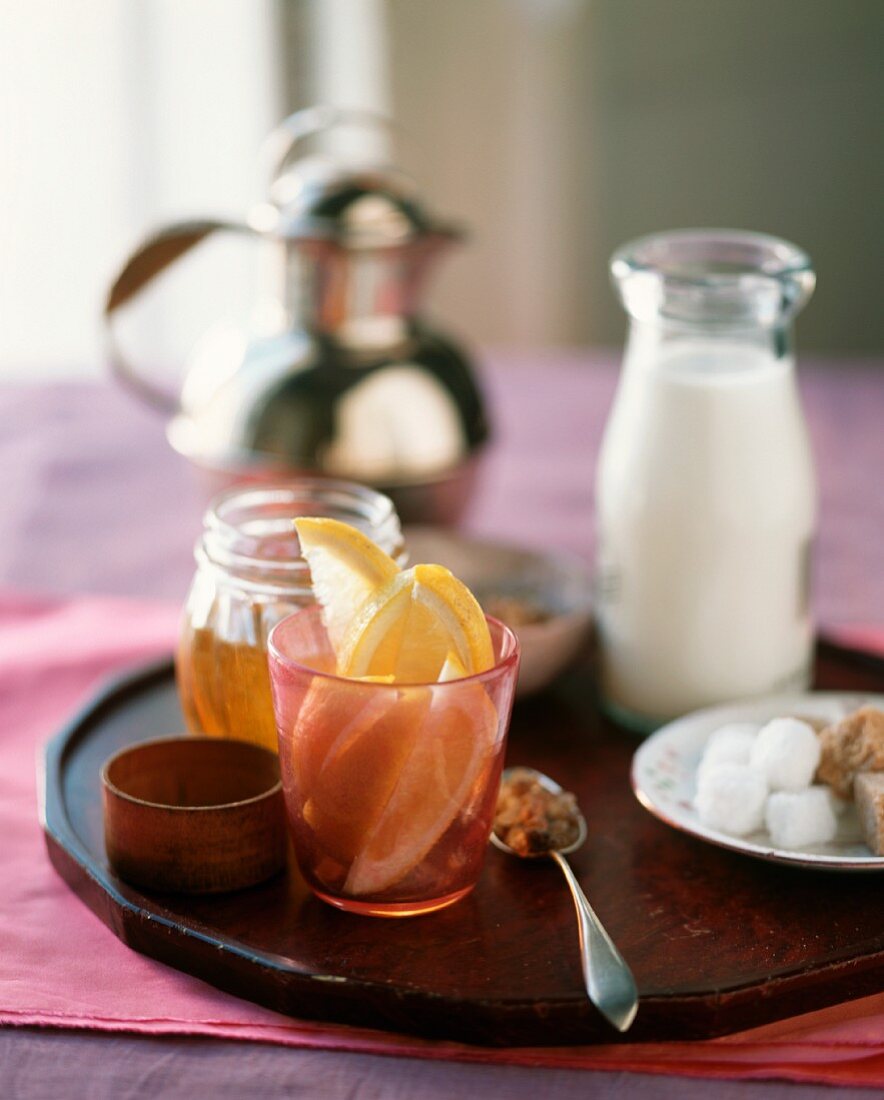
[104,107,490,524]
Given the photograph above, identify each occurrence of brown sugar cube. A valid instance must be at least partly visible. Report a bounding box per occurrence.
[816,706,884,798]
[854,772,884,856]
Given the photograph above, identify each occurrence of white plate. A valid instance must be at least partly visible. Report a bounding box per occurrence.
[631,692,884,870]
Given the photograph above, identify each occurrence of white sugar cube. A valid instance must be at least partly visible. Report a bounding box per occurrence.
[749,718,820,791]
[825,787,848,816]
[765,786,838,849]
[698,723,759,781]
[695,763,768,836]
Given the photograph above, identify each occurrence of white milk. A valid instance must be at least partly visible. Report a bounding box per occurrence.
[595,339,816,724]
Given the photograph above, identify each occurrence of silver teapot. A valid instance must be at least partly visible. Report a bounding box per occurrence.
[104,108,489,524]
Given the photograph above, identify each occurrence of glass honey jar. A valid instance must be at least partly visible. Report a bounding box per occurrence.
[177,480,405,750]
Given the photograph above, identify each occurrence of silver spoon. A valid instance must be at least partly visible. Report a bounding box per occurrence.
[491,767,639,1033]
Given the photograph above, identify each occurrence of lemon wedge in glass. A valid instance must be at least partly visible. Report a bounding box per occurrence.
[294,517,399,651]
[297,516,493,683]
[338,564,493,681]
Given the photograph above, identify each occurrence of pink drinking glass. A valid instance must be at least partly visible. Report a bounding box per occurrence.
[268,606,519,917]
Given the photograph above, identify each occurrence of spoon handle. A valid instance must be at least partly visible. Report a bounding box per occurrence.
[550,851,639,1033]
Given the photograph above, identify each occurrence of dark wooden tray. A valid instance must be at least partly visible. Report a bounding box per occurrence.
[42,641,884,1047]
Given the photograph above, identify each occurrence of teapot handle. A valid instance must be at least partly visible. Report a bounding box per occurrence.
[103,218,257,414]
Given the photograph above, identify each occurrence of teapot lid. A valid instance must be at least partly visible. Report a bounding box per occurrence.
[256,108,460,249]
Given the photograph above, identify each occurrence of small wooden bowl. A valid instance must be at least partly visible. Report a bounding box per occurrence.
[102,737,286,895]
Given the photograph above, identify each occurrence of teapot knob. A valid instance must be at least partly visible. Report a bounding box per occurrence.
[261,105,396,184]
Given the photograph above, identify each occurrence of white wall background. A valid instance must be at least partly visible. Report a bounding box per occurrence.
[0,0,281,381]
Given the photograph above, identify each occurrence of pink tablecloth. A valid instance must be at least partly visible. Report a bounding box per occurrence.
[3,590,884,1088]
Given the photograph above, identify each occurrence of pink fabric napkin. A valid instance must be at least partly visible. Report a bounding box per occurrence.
[1,590,883,1086]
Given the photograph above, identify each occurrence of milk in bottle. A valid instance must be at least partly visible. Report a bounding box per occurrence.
[595,231,817,730]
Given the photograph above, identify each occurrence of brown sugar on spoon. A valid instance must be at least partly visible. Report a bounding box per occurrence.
[494,768,582,856]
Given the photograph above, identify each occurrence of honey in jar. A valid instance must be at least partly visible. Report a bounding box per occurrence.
[177,481,405,750]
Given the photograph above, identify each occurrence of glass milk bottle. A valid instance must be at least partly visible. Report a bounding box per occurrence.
[595,230,816,731]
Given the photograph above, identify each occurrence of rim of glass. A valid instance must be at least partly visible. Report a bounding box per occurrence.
[611,228,813,287]
[200,478,404,580]
[268,605,521,688]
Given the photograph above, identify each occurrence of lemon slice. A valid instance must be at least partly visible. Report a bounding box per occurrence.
[338,563,494,681]
[295,517,400,652]
[437,650,467,682]
[293,678,429,866]
[337,570,417,679]
[412,563,494,675]
[344,680,500,896]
